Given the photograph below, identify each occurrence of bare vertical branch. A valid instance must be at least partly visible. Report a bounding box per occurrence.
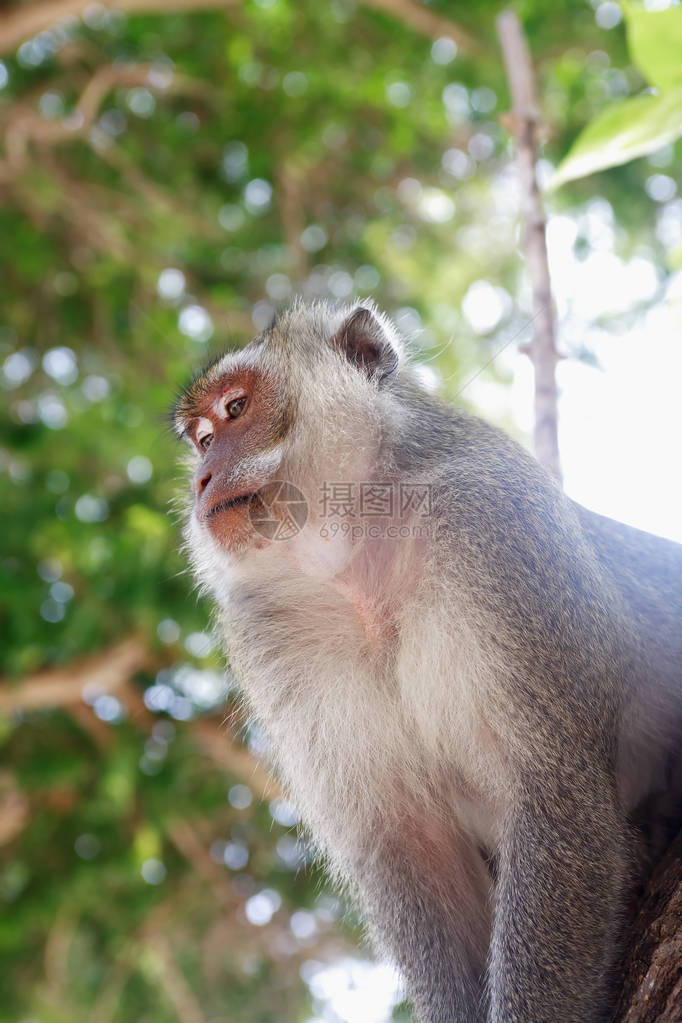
[277,160,308,282]
[497,9,562,483]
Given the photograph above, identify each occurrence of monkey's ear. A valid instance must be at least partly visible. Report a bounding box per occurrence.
[330,307,399,380]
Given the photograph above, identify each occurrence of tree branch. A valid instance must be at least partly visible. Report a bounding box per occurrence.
[497,9,562,483]
[360,0,475,50]
[191,718,279,799]
[0,637,148,712]
[0,61,205,177]
[0,638,279,796]
[0,0,240,56]
[276,158,308,282]
[0,0,474,57]
[146,938,209,1023]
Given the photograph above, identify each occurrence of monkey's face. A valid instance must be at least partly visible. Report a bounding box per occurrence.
[174,358,291,553]
[174,302,404,572]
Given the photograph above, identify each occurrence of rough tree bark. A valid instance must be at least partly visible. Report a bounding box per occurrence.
[611,831,682,1022]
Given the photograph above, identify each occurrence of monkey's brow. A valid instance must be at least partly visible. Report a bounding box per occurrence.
[174,385,205,420]
[171,358,224,417]
[171,357,241,428]
[170,385,210,438]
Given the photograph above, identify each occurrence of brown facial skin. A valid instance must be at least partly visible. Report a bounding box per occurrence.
[179,367,286,548]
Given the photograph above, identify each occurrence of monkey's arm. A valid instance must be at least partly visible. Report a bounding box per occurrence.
[490,767,627,1023]
[435,451,632,1023]
[359,825,492,1023]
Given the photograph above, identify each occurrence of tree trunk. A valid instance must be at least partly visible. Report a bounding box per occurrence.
[612,829,682,1021]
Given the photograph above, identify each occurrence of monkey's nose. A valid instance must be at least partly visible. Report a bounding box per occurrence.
[196,470,212,496]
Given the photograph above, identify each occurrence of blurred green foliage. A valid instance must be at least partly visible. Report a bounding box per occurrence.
[0,1,679,1020]
[552,3,682,185]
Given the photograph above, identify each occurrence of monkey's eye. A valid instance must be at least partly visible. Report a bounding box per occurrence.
[195,417,214,453]
[226,395,247,419]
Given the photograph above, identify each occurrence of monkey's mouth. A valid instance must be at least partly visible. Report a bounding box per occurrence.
[205,491,257,520]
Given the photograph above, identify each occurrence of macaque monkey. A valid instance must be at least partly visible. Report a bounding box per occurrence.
[173,301,682,1023]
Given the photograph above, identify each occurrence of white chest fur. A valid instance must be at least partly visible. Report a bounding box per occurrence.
[217,537,507,867]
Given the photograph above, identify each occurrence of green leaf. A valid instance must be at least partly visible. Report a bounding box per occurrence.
[549,85,682,188]
[624,1,682,91]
